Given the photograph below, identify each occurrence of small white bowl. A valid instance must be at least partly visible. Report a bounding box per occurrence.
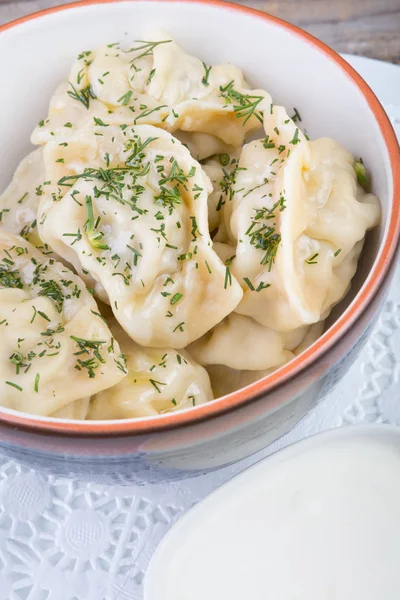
[145,424,400,600]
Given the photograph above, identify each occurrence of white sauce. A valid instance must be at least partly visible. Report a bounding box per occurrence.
[145,428,400,600]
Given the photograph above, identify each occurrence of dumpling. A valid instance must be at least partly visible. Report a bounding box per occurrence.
[206,365,273,399]
[0,149,107,303]
[0,149,47,249]
[0,232,126,416]
[201,152,241,232]
[31,41,158,145]
[88,320,213,419]
[143,37,271,145]
[205,320,325,398]
[32,37,270,147]
[219,106,380,331]
[38,123,243,347]
[189,313,307,371]
[294,321,325,355]
[174,131,234,161]
[51,397,90,419]
[31,79,165,147]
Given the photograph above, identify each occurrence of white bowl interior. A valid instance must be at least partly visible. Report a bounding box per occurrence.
[0,0,393,383]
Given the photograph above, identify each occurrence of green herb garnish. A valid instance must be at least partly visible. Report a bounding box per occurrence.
[219,80,264,125]
[354,158,367,186]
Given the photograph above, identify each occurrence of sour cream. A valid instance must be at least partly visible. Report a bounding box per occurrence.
[145,426,400,600]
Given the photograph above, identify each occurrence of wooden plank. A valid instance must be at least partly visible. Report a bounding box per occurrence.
[0,0,399,63]
[242,0,400,63]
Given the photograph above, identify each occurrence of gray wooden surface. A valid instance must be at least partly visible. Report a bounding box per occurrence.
[0,0,399,64]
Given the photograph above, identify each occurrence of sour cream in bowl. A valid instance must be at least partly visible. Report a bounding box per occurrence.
[145,425,400,600]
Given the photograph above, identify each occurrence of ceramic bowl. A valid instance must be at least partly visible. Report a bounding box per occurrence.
[0,0,399,483]
[145,424,400,599]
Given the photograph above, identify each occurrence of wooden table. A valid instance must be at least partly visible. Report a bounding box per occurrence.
[1,0,399,64]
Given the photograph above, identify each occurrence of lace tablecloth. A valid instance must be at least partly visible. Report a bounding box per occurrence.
[0,55,400,600]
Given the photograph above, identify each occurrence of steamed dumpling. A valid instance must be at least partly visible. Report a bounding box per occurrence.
[88,320,213,419]
[219,106,380,331]
[32,37,271,147]
[38,123,243,347]
[0,232,126,415]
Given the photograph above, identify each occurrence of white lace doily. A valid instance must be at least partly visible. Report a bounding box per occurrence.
[0,55,399,600]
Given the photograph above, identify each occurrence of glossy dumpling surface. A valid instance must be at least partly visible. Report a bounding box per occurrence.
[38,124,243,347]
[205,320,325,397]
[88,320,213,419]
[0,232,126,415]
[0,33,379,415]
[32,37,270,147]
[189,313,306,371]
[0,149,46,249]
[51,397,91,419]
[220,107,380,331]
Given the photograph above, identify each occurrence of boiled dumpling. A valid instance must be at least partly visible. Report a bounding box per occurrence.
[38,123,243,347]
[174,131,234,161]
[294,321,325,355]
[51,397,90,419]
[201,152,241,233]
[32,37,270,147]
[189,313,307,371]
[31,41,159,145]
[145,37,270,145]
[205,320,325,398]
[0,149,46,249]
[0,232,126,415]
[88,320,213,418]
[219,106,380,331]
[206,365,273,399]
[0,147,108,303]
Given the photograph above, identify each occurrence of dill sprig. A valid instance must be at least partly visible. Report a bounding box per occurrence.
[128,39,172,62]
[133,104,168,123]
[246,204,282,271]
[0,265,23,289]
[155,185,182,210]
[70,335,106,379]
[159,161,195,188]
[67,82,96,110]
[216,164,246,212]
[118,90,134,106]
[84,195,110,250]
[305,253,319,265]
[125,135,158,167]
[202,62,212,86]
[219,80,264,125]
[224,265,232,289]
[149,378,167,393]
[38,280,65,312]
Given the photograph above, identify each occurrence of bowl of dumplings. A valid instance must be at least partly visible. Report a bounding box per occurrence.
[0,0,398,483]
